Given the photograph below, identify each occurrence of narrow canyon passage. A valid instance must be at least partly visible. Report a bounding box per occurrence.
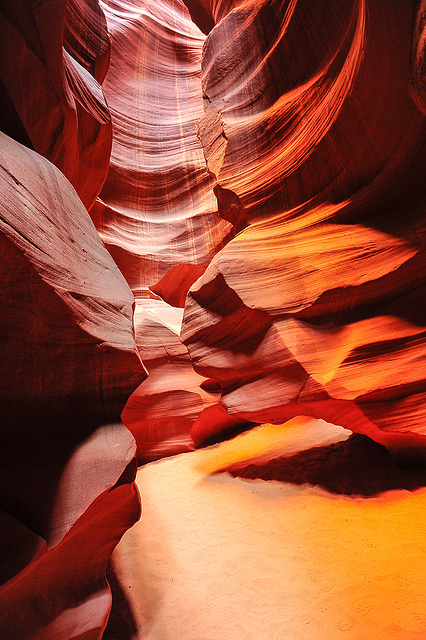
[1,0,426,639]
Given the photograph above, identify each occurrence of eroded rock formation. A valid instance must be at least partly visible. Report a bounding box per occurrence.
[122,299,214,461]
[178,0,426,451]
[1,0,426,637]
[0,0,112,209]
[0,79,144,640]
[119,0,426,457]
[90,0,234,296]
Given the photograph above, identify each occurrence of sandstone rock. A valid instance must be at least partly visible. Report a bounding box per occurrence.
[150,263,208,308]
[122,299,219,462]
[182,212,426,450]
[0,0,112,209]
[410,0,426,115]
[2,0,426,634]
[64,0,111,83]
[199,0,426,224]
[0,131,146,639]
[0,424,140,640]
[179,0,426,451]
[0,131,146,422]
[91,0,233,296]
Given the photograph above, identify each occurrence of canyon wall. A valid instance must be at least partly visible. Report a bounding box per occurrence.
[0,2,145,638]
[0,0,425,638]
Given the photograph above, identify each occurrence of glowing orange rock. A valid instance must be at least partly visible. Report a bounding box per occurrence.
[1,0,426,633]
[198,0,425,223]
[181,211,426,449]
[178,0,426,451]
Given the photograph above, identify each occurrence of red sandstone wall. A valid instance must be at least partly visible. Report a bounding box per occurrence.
[0,0,425,637]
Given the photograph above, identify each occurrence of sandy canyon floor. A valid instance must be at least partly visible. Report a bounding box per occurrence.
[108,420,426,640]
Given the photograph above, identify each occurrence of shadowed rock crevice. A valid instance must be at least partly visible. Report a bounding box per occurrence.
[213,184,248,233]
[182,0,215,35]
[226,434,426,497]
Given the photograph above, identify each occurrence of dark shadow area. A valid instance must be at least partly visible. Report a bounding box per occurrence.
[200,420,259,448]
[103,562,138,640]
[182,0,215,35]
[0,76,34,149]
[227,434,426,497]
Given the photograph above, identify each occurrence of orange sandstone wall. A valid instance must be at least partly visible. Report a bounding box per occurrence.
[0,0,426,637]
[179,0,426,449]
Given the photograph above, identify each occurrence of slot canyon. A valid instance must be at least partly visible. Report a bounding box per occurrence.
[1,0,426,638]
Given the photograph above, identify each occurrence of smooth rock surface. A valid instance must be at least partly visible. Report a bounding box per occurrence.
[0,131,146,422]
[92,0,233,297]
[122,299,219,461]
[0,0,112,209]
[180,0,426,451]
[1,0,426,637]
[0,131,145,639]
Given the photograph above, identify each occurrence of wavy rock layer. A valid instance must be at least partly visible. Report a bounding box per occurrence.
[0,0,112,209]
[0,132,146,422]
[122,299,216,461]
[180,0,426,450]
[0,132,146,639]
[1,0,426,636]
[182,216,426,449]
[91,0,233,296]
[197,0,426,223]
[122,298,256,461]
[114,0,426,457]
[0,426,140,640]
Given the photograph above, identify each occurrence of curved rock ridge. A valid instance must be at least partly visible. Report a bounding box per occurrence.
[0,132,146,419]
[121,284,268,459]
[122,299,218,461]
[92,0,233,297]
[181,210,426,450]
[198,0,426,223]
[0,425,140,640]
[122,298,256,461]
[1,0,426,635]
[0,0,112,209]
[64,0,111,83]
[177,0,426,450]
[149,263,208,308]
[0,131,145,639]
[410,0,426,115]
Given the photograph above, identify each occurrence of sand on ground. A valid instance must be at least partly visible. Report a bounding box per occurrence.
[112,418,426,640]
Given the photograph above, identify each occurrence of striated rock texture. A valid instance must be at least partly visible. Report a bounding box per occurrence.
[0,132,146,424]
[196,0,426,222]
[0,0,112,209]
[179,0,426,450]
[117,0,426,458]
[90,0,234,297]
[1,0,426,635]
[123,299,217,461]
[410,0,426,115]
[0,131,146,639]
[182,216,426,449]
